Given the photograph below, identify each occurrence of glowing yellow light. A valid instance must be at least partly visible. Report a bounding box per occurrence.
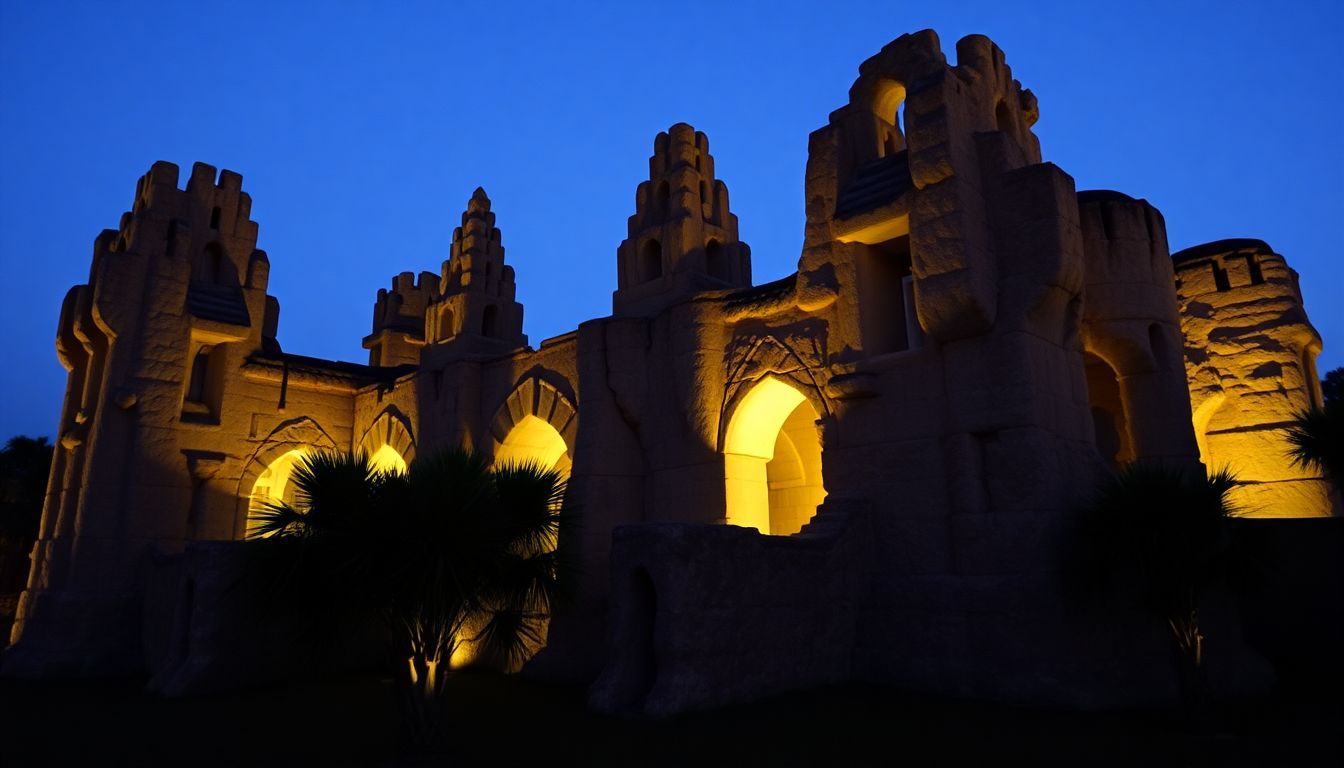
[247,448,309,536]
[495,414,571,478]
[449,641,474,670]
[368,444,408,475]
[723,378,826,535]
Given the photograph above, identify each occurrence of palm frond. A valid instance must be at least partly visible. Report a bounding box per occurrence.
[1284,405,1344,486]
[245,499,309,540]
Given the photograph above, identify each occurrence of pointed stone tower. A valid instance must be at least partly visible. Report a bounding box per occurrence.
[613,123,751,316]
[424,188,527,354]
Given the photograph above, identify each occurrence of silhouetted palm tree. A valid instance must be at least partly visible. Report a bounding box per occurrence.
[1285,404,1342,490]
[0,436,54,604]
[248,448,570,743]
[1080,462,1238,714]
[1285,367,1342,492]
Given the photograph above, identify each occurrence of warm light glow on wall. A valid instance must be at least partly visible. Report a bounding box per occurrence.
[368,444,408,475]
[246,448,308,536]
[723,378,826,535]
[495,414,571,479]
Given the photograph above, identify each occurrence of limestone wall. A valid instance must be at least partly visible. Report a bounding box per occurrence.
[1175,239,1334,517]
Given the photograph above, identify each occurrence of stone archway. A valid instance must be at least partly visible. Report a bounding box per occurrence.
[357,406,416,474]
[488,376,577,473]
[234,416,337,539]
[722,376,827,535]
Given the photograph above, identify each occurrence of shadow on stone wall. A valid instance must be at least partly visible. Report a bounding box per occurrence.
[590,499,872,715]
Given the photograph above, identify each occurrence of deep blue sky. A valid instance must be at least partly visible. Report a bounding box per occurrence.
[2,1,1341,439]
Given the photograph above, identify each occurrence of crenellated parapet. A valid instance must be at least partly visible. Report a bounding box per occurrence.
[363,270,440,366]
[612,123,752,317]
[422,188,527,355]
[1174,239,1333,515]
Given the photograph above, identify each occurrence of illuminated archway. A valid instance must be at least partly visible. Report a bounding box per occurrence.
[495,414,571,479]
[368,444,408,475]
[454,412,572,671]
[246,448,309,536]
[723,378,826,535]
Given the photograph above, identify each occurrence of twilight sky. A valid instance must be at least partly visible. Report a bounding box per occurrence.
[1,0,1341,439]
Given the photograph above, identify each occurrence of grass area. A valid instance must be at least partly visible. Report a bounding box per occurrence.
[1,671,1339,767]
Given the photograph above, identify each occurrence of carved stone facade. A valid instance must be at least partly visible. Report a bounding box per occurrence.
[5,30,1333,710]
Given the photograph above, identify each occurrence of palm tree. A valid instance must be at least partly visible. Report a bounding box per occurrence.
[1284,404,1342,491]
[1,436,55,612]
[1079,462,1239,714]
[248,448,571,742]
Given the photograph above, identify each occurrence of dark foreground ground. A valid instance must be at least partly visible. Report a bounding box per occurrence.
[0,672,1340,767]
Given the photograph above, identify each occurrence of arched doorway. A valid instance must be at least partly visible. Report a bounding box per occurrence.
[246,448,309,536]
[494,414,572,479]
[723,378,826,535]
[1084,352,1133,468]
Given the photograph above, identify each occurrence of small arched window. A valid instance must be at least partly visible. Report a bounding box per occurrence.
[482,305,498,337]
[706,240,729,282]
[186,346,213,404]
[198,243,226,283]
[641,240,663,283]
[654,180,670,218]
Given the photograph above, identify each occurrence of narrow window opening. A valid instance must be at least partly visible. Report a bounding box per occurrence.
[1247,255,1265,285]
[1213,261,1231,292]
[186,346,212,404]
[1084,352,1132,469]
[198,243,226,283]
[858,237,913,355]
[654,180,670,218]
[706,240,729,282]
[209,206,221,230]
[641,240,663,283]
[481,305,498,337]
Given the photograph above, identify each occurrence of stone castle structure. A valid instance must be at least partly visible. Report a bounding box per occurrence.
[5,30,1334,712]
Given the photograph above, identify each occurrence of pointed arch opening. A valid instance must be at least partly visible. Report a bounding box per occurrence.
[723,378,826,535]
[1085,352,1133,469]
[246,448,310,537]
[496,414,571,480]
[368,444,408,475]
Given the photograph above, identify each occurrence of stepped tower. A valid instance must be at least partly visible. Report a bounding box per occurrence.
[613,123,752,316]
[424,188,526,354]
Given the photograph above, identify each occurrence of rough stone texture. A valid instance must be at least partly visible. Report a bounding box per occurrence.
[1174,239,1336,517]
[3,30,1332,713]
[591,500,871,715]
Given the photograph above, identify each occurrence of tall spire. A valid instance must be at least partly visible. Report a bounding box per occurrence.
[612,123,751,317]
[424,187,527,352]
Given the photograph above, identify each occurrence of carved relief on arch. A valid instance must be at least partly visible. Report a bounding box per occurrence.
[488,375,578,459]
[232,416,338,539]
[357,406,417,465]
[719,330,832,450]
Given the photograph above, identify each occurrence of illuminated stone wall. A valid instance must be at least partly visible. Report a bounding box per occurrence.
[1175,239,1335,517]
[6,28,1331,711]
